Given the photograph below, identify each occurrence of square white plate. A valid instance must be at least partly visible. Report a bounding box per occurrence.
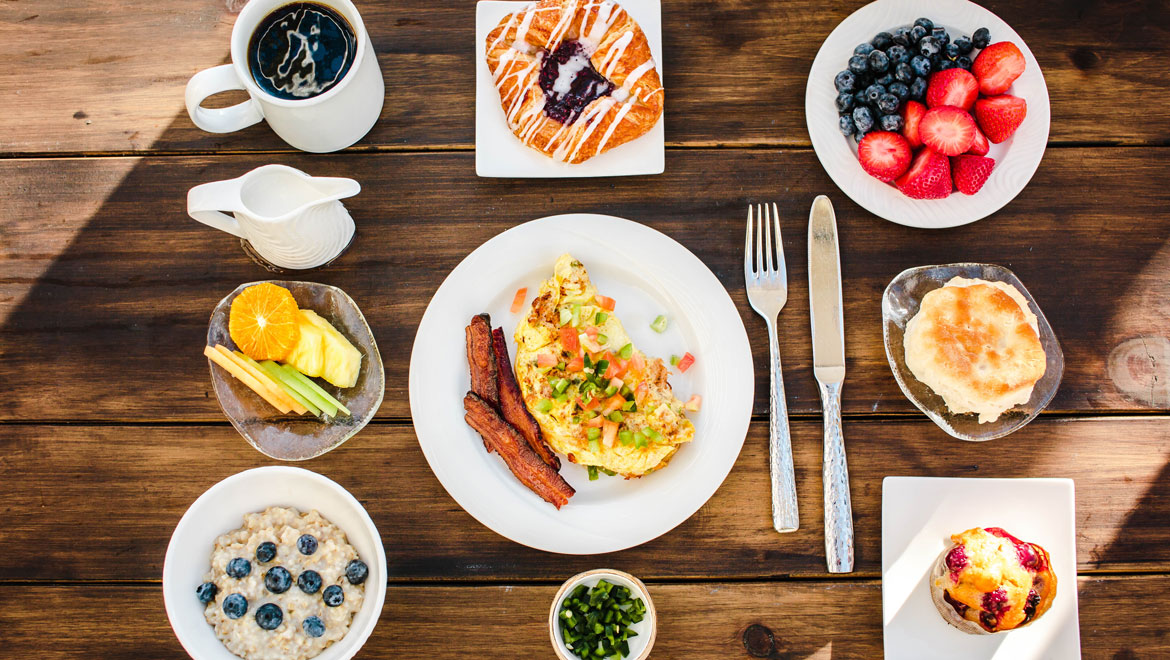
[475,0,664,178]
[882,477,1080,659]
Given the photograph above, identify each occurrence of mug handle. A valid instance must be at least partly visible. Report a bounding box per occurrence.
[187,179,246,238]
[185,64,264,134]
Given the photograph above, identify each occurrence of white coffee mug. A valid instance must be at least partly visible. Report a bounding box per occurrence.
[185,0,384,153]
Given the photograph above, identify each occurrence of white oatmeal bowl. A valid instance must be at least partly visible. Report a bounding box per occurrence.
[164,466,386,660]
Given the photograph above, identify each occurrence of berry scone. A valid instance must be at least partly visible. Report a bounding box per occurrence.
[930,526,1057,634]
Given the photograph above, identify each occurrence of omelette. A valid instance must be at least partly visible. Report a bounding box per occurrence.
[513,254,695,478]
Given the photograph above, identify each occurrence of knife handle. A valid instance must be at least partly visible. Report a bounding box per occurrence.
[819,380,854,573]
[766,322,799,533]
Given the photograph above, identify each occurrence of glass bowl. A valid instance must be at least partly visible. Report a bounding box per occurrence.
[207,281,384,460]
[882,264,1063,441]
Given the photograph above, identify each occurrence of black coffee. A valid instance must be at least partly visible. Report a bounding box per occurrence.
[247,2,357,100]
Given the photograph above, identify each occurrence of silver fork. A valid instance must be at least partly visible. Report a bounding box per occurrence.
[744,203,799,533]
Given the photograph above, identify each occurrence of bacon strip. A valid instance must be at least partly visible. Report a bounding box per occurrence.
[466,314,499,408]
[491,327,561,471]
[463,393,575,508]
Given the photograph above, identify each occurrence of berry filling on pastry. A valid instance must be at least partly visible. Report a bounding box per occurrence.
[942,590,969,615]
[537,40,615,124]
[945,546,969,574]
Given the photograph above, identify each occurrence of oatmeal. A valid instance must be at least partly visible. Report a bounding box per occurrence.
[196,507,368,660]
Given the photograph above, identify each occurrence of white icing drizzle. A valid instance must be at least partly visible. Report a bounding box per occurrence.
[595,88,640,155]
[598,30,633,77]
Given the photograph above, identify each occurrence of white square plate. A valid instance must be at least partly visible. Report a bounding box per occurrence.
[882,477,1080,659]
[475,0,664,178]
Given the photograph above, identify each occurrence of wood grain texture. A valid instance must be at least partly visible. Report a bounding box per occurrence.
[3,149,1169,421]
[2,417,1166,581]
[2,577,1168,658]
[1,0,1167,154]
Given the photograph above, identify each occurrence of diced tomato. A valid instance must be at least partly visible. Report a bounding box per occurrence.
[584,415,605,428]
[628,352,645,374]
[581,395,600,411]
[559,326,580,353]
[584,326,599,339]
[605,359,628,379]
[509,287,527,313]
[595,295,616,311]
[601,394,625,415]
[684,394,702,412]
[602,420,618,447]
[566,356,584,372]
[677,352,696,373]
[536,352,557,368]
[634,382,648,405]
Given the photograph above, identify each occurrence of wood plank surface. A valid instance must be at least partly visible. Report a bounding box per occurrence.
[2,0,1168,154]
[3,149,1170,422]
[3,417,1166,581]
[2,576,1166,658]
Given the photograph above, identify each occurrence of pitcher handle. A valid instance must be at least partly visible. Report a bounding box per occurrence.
[187,179,246,238]
[185,64,264,134]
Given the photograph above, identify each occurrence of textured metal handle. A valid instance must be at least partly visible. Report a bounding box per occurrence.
[819,380,853,572]
[767,322,799,533]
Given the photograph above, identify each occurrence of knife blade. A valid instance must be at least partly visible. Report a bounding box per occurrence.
[807,195,854,573]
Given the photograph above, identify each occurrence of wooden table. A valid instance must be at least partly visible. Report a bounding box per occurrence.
[3,0,1169,657]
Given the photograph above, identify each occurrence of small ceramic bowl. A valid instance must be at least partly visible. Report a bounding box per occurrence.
[207,280,384,460]
[882,263,1064,441]
[549,569,657,660]
[163,466,387,660]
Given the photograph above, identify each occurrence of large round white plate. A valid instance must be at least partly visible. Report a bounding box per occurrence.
[806,0,1050,228]
[409,214,754,554]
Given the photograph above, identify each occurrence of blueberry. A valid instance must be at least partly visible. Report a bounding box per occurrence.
[888,82,910,101]
[909,77,928,100]
[297,569,323,594]
[932,28,950,47]
[867,50,889,73]
[886,44,910,65]
[918,37,941,58]
[853,90,868,107]
[909,25,927,43]
[196,582,218,605]
[834,70,856,93]
[847,54,869,75]
[852,106,874,134]
[254,603,283,631]
[910,55,932,78]
[871,32,893,50]
[222,593,247,619]
[936,59,957,71]
[853,42,874,56]
[864,84,885,104]
[972,27,991,49]
[956,56,972,70]
[894,62,914,84]
[877,93,900,115]
[303,616,326,638]
[945,42,961,59]
[875,73,894,86]
[838,115,855,136]
[264,566,292,594]
[296,534,318,556]
[954,38,973,55]
[892,27,912,47]
[345,559,369,585]
[323,585,345,607]
[913,17,934,31]
[255,541,277,564]
[880,114,904,132]
[226,558,251,579]
[835,92,855,113]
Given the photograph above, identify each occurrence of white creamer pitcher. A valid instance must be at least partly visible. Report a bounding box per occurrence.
[187,165,359,270]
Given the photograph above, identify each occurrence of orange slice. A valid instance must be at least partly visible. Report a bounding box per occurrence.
[228,283,301,361]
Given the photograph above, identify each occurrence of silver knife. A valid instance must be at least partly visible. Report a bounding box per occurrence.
[807,195,854,573]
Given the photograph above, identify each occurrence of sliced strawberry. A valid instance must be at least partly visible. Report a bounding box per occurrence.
[972,42,1026,95]
[919,106,977,156]
[901,101,926,149]
[895,148,952,199]
[857,131,912,182]
[967,124,990,155]
[974,95,1027,143]
[926,69,979,110]
[952,155,996,195]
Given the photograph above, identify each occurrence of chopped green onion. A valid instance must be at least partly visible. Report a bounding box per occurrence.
[619,385,632,398]
[553,378,570,394]
[608,411,623,423]
[556,361,566,371]
[597,333,608,346]
[589,438,600,453]
[583,353,593,369]
[644,427,663,442]
[595,312,608,325]
[603,385,618,397]
[670,354,681,367]
[534,399,553,413]
[618,343,634,360]
[587,466,599,481]
[599,468,617,476]
[571,303,582,327]
[586,428,601,440]
[595,359,610,375]
[621,400,636,412]
[618,430,634,445]
[554,391,570,403]
[650,315,668,333]
[634,431,648,448]
[559,308,573,326]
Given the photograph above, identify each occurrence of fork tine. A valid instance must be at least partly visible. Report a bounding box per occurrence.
[745,204,755,277]
[755,204,763,277]
[772,202,785,272]
[764,202,774,273]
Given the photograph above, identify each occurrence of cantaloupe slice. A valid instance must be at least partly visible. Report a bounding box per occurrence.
[204,345,292,415]
[231,349,314,416]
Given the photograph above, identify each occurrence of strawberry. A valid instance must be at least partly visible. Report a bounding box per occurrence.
[926,69,979,110]
[919,106,977,156]
[952,155,996,195]
[901,101,926,149]
[974,95,1027,143]
[857,131,912,182]
[972,41,1026,95]
[967,124,990,156]
[895,148,952,199]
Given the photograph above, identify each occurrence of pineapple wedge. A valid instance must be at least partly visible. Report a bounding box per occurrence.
[283,309,362,388]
